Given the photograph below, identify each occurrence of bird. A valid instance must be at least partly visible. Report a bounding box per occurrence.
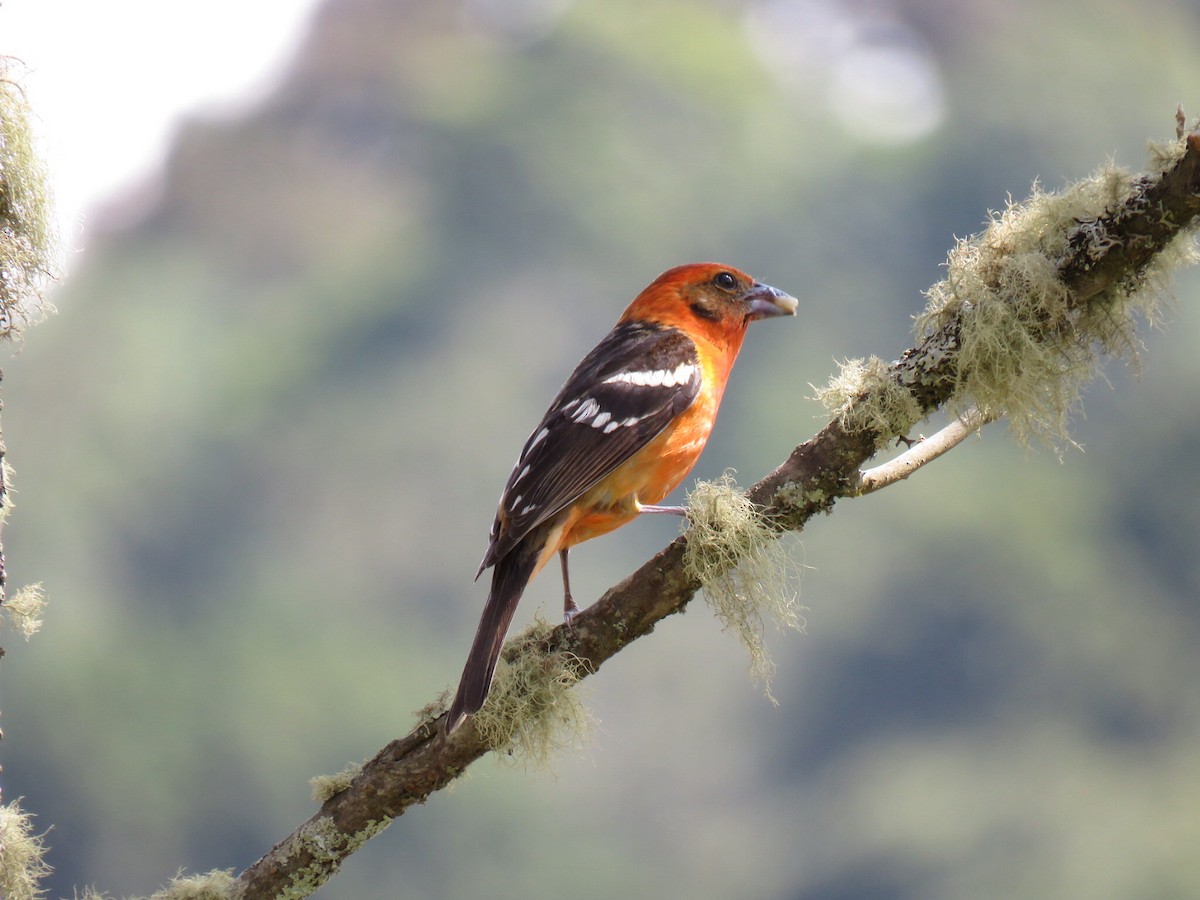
[445,262,797,733]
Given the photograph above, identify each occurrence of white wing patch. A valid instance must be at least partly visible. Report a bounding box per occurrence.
[603,415,643,433]
[550,363,699,433]
[574,406,653,433]
[603,361,698,389]
[558,362,698,432]
[570,397,601,423]
[561,396,644,430]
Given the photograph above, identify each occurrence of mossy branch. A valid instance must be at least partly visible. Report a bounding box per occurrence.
[0,62,58,900]
[225,132,1200,900]
[0,58,57,641]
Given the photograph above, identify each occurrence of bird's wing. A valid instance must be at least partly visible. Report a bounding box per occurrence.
[479,320,701,571]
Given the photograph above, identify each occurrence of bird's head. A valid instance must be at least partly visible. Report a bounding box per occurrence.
[620,263,798,342]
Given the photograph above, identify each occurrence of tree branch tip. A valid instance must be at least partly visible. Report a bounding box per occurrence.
[1172,101,1200,145]
[857,407,998,496]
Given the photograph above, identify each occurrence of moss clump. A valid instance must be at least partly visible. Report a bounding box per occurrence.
[473,617,594,767]
[149,870,235,900]
[3,582,45,639]
[0,801,51,900]
[813,356,923,447]
[0,63,59,337]
[309,760,364,803]
[917,159,1195,446]
[683,474,803,702]
[813,146,1198,455]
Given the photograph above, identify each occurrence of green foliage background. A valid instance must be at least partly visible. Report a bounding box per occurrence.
[5,0,1200,897]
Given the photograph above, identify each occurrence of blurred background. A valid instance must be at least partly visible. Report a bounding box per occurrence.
[4,0,1200,897]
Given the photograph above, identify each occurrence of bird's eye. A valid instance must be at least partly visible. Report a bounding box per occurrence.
[713,271,738,290]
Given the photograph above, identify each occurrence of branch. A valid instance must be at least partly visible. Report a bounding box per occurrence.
[228,133,1200,900]
[856,407,998,496]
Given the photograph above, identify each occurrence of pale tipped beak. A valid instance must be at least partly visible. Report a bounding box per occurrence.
[743,282,799,319]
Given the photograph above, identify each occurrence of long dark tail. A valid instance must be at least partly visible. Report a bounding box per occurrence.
[446,537,543,733]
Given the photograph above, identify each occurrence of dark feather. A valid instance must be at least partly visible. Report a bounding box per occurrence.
[446,525,548,732]
[479,322,700,571]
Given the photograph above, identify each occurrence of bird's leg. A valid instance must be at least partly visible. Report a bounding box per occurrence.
[560,548,582,626]
[638,504,688,516]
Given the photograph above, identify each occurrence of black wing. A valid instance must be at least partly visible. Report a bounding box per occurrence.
[479,320,701,571]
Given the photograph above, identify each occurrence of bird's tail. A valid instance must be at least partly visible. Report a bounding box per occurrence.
[446,537,543,733]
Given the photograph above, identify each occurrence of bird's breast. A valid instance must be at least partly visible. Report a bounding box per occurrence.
[557,381,723,551]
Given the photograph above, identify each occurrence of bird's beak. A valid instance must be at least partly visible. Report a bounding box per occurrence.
[743,282,799,320]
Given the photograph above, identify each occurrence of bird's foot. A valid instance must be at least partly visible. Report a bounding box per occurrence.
[563,597,582,628]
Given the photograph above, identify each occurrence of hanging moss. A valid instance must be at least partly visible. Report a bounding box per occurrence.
[916,159,1195,447]
[683,474,804,702]
[0,802,52,900]
[0,61,59,337]
[473,617,595,768]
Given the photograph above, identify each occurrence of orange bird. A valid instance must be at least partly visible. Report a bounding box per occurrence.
[446,263,797,732]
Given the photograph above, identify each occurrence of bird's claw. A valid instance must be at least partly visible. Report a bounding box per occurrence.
[563,597,582,628]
